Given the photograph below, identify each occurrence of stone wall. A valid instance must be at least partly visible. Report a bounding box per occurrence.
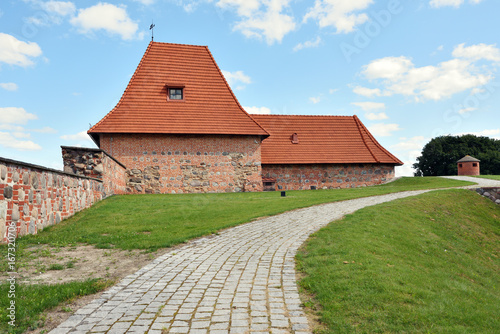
[262,163,396,190]
[99,133,263,193]
[0,157,107,242]
[62,146,127,196]
[475,187,500,205]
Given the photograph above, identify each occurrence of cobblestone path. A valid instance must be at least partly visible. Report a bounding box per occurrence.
[49,181,495,334]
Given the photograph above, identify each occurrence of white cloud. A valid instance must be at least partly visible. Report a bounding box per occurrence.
[0,83,18,91]
[0,131,42,151]
[458,107,476,115]
[353,86,382,97]
[217,0,296,45]
[329,88,338,94]
[363,56,413,81]
[391,136,429,177]
[391,136,426,151]
[221,70,251,89]
[309,96,321,104]
[244,106,271,114]
[0,33,42,67]
[12,132,31,139]
[458,129,500,139]
[60,131,92,141]
[303,0,374,33]
[33,126,57,134]
[430,0,484,8]
[0,107,38,124]
[367,123,401,137]
[361,51,493,102]
[41,1,76,16]
[70,3,142,40]
[452,43,500,63]
[430,0,463,8]
[293,36,322,52]
[365,112,389,120]
[352,101,385,111]
[133,0,155,5]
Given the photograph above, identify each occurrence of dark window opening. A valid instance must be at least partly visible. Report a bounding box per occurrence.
[263,181,276,191]
[459,164,463,168]
[473,163,478,167]
[310,186,316,190]
[169,88,183,100]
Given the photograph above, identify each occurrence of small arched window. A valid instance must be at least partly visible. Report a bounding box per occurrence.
[291,133,299,144]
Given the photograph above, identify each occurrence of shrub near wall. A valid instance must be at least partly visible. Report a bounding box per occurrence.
[0,157,105,241]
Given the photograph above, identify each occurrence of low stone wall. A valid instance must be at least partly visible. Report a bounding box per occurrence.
[0,157,106,242]
[475,187,500,205]
[262,163,396,190]
[62,146,127,196]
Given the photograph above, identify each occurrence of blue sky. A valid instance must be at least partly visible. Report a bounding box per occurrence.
[1,0,499,176]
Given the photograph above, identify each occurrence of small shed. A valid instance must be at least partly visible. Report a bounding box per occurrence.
[457,155,480,176]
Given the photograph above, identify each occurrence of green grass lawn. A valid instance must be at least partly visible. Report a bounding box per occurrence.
[471,175,500,181]
[296,189,500,333]
[0,176,475,333]
[0,279,113,334]
[18,177,472,251]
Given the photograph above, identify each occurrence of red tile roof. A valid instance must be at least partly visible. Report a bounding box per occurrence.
[88,42,269,140]
[252,115,403,165]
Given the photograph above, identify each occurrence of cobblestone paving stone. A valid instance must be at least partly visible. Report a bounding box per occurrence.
[50,180,499,334]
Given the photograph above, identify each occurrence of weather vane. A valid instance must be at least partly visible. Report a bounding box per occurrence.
[150,20,155,41]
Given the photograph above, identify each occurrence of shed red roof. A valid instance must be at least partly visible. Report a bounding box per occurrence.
[88,42,268,140]
[252,115,403,165]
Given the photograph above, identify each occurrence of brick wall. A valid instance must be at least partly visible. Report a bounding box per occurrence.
[99,134,263,193]
[0,157,107,242]
[458,161,480,176]
[62,146,127,196]
[262,163,396,190]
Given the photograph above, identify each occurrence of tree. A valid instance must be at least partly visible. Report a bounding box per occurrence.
[413,135,500,176]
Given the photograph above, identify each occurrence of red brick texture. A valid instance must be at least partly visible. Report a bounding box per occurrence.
[457,161,480,176]
[262,163,396,191]
[0,158,106,242]
[99,133,263,193]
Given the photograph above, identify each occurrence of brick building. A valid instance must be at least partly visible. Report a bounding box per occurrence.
[457,155,480,176]
[84,41,402,194]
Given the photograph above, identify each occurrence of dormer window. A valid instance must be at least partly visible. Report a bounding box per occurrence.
[169,88,183,100]
[166,83,185,101]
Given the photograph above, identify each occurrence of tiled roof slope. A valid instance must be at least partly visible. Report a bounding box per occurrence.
[88,42,268,138]
[252,115,403,165]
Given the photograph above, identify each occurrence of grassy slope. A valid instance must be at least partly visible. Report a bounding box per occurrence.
[18,177,472,251]
[296,190,500,333]
[472,175,500,181]
[0,177,473,333]
[0,279,113,334]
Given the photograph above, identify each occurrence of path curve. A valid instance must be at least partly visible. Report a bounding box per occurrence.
[50,176,500,334]
[440,175,500,188]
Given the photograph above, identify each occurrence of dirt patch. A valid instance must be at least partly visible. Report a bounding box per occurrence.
[2,244,170,334]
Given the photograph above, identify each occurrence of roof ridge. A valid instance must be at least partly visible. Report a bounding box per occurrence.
[151,41,208,48]
[353,115,403,165]
[204,46,270,137]
[88,41,154,136]
[353,115,380,163]
[252,114,353,118]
